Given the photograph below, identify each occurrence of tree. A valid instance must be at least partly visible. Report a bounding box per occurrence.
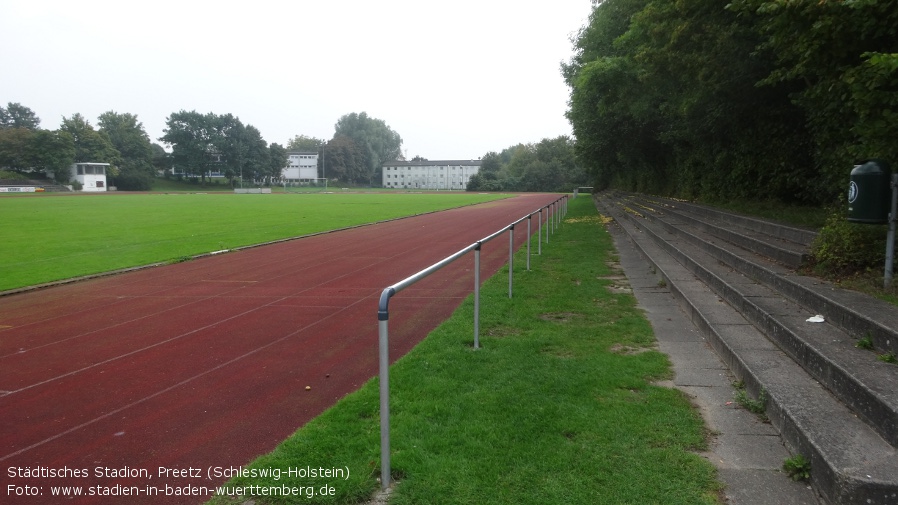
[98,111,155,190]
[563,0,821,202]
[0,127,75,181]
[28,130,76,182]
[160,110,216,182]
[466,137,584,192]
[286,135,325,152]
[321,135,364,184]
[213,113,248,185]
[334,112,403,185]
[480,152,501,175]
[150,143,170,173]
[728,0,898,202]
[268,143,288,184]
[0,128,34,171]
[161,111,277,186]
[240,124,271,184]
[60,114,121,172]
[0,103,40,130]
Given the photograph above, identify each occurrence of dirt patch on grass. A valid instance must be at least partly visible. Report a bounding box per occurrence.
[486,325,522,338]
[541,345,576,359]
[609,343,656,355]
[539,312,581,323]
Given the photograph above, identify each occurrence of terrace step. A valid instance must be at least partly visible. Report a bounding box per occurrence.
[0,179,72,192]
[595,192,898,505]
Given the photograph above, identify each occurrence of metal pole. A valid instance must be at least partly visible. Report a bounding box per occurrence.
[474,245,481,349]
[886,174,898,289]
[378,317,391,489]
[546,205,550,244]
[526,215,531,271]
[508,224,514,298]
[538,209,542,255]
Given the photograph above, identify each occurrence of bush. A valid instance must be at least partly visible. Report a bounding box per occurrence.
[0,170,29,181]
[113,171,153,191]
[811,203,888,276]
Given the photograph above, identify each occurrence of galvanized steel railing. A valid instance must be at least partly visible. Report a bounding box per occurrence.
[375,195,568,489]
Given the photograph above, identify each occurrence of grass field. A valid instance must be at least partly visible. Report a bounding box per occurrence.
[209,196,719,505]
[0,192,507,292]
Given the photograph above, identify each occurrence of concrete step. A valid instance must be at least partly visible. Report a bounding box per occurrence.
[618,193,898,356]
[0,180,72,192]
[613,196,898,446]
[626,194,812,268]
[595,192,898,505]
[635,195,818,247]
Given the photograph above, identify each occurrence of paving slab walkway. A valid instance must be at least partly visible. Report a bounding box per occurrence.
[606,218,822,505]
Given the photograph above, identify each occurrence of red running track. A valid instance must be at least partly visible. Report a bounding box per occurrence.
[0,193,561,504]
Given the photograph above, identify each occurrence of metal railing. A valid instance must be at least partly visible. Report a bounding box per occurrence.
[375,195,568,489]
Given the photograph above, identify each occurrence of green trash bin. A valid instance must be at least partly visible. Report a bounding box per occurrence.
[848,160,892,224]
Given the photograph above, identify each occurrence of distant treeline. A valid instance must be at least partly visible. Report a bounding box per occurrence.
[467,136,590,193]
[563,0,897,205]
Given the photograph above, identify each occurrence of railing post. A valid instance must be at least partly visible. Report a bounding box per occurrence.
[377,288,394,490]
[546,204,551,243]
[508,224,514,298]
[552,202,555,237]
[538,208,542,255]
[474,243,481,349]
[526,215,531,271]
[885,174,898,289]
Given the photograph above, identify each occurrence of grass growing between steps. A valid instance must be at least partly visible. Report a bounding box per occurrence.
[209,196,719,505]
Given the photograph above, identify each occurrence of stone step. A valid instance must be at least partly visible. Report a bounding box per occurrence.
[620,193,898,357]
[595,192,898,505]
[626,194,811,268]
[611,195,898,446]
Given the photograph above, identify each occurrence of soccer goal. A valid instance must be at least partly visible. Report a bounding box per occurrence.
[283,178,329,193]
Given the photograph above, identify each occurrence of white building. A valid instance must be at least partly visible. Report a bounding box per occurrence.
[70,162,109,191]
[283,151,319,183]
[382,160,481,190]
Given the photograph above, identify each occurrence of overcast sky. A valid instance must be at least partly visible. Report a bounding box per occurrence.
[2,0,593,160]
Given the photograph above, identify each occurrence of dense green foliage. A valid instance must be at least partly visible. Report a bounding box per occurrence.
[811,202,888,274]
[467,136,590,192]
[286,134,326,152]
[0,102,40,129]
[98,112,156,190]
[565,0,897,205]
[330,112,403,185]
[0,103,76,181]
[160,110,288,186]
[60,113,121,171]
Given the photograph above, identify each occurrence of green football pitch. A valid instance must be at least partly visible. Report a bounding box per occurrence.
[0,192,507,292]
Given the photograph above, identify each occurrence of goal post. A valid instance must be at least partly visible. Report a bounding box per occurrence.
[283,178,329,193]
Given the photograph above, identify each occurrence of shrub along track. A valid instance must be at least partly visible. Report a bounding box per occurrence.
[0,193,560,504]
